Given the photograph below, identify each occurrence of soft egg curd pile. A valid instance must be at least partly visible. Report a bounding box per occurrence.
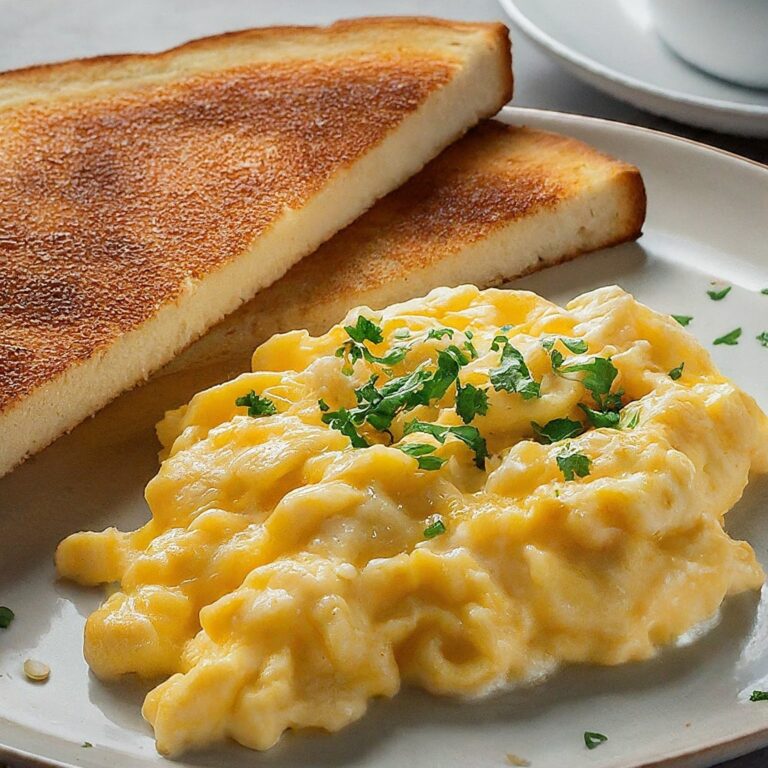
[56,285,768,756]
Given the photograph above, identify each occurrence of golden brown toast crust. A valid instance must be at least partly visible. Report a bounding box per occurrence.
[225,121,645,320]
[0,19,511,416]
[0,18,512,103]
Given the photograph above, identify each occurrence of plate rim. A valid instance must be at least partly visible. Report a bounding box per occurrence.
[3,106,768,768]
[498,0,768,119]
[500,106,768,173]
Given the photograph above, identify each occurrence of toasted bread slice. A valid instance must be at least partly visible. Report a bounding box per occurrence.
[0,18,513,477]
[165,120,645,378]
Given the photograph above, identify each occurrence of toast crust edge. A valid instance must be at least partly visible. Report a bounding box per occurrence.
[0,17,512,101]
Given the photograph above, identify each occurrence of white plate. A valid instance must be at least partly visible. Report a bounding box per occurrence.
[498,0,768,137]
[2,107,768,768]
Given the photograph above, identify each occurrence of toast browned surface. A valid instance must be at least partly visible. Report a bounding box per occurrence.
[166,120,646,378]
[0,18,513,477]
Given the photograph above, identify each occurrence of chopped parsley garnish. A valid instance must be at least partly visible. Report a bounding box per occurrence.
[562,338,588,354]
[323,335,476,447]
[82,742,93,749]
[456,382,489,424]
[0,606,14,629]
[531,418,584,444]
[757,332,768,347]
[358,369,432,431]
[404,420,488,469]
[584,731,608,750]
[337,341,408,372]
[669,362,685,380]
[490,336,541,399]
[345,315,383,344]
[427,327,454,341]
[672,314,693,327]
[235,391,277,417]
[556,448,591,481]
[578,403,620,429]
[750,690,768,702]
[397,443,447,471]
[555,356,620,410]
[318,398,330,412]
[424,517,447,539]
[321,407,370,448]
[762,289,768,296]
[463,329,479,360]
[544,341,626,427]
[714,327,742,346]
[707,285,731,301]
[542,336,587,354]
[336,315,409,372]
[419,346,470,404]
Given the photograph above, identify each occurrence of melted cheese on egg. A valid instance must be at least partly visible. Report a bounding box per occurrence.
[56,285,768,756]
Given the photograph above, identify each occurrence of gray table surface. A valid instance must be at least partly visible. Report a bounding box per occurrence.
[0,1,765,766]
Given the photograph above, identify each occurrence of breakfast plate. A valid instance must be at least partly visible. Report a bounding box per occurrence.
[2,106,768,768]
[498,0,768,137]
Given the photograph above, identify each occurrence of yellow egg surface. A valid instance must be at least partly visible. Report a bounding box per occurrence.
[56,284,768,756]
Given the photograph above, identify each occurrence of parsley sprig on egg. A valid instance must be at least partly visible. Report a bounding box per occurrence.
[310,316,644,481]
[531,337,638,452]
[235,390,277,417]
[324,318,500,465]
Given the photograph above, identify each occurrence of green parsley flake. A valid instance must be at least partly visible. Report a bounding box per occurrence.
[578,403,620,429]
[714,328,742,346]
[584,732,608,750]
[456,382,489,424]
[542,336,588,354]
[0,606,14,629]
[490,336,541,399]
[427,328,454,341]
[555,356,620,410]
[757,332,768,347]
[672,314,693,327]
[531,418,584,444]
[336,316,410,372]
[424,517,447,539]
[235,390,277,418]
[462,331,479,360]
[404,420,488,469]
[397,443,446,471]
[321,407,370,448]
[416,345,469,405]
[762,289,768,296]
[345,315,383,344]
[322,340,473,446]
[563,338,588,354]
[556,449,591,481]
[82,742,93,749]
[365,370,432,430]
[707,285,732,301]
[668,362,685,380]
[750,690,768,702]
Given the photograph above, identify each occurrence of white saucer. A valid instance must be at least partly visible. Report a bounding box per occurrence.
[499,0,768,136]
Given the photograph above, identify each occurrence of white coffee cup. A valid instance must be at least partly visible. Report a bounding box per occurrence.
[648,0,768,89]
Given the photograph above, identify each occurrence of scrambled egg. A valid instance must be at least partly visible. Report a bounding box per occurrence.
[56,285,768,756]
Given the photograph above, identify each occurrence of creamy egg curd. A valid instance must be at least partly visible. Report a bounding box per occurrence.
[56,285,768,756]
